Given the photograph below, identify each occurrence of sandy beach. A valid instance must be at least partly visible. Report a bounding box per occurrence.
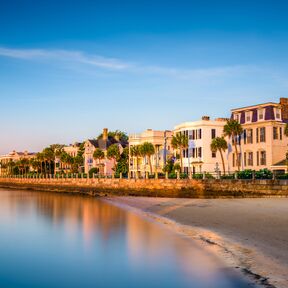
[107,197,288,288]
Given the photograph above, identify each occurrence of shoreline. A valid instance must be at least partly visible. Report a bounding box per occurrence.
[105,196,288,288]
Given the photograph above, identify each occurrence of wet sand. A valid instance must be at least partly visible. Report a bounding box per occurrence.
[107,197,288,288]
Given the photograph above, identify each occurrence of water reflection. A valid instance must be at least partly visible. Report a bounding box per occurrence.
[0,189,252,288]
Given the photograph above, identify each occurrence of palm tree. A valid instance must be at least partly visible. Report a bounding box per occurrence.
[130,145,141,177]
[43,147,55,175]
[210,137,228,175]
[171,133,188,173]
[93,148,105,174]
[36,153,44,174]
[223,119,243,171]
[107,144,120,173]
[93,148,105,164]
[139,142,155,174]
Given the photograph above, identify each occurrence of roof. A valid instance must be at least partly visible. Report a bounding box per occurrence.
[87,137,127,150]
[272,159,287,167]
[231,102,279,112]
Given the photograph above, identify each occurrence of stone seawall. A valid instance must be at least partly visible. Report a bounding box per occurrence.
[0,178,287,198]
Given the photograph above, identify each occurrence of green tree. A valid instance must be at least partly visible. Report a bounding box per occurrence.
[107,144,121,172]
[139,142,155,174]
[130,145,141,177]
[115,147,129,177]
[43,147,55,174]
[223,119,243,171]
[210,137,228,175]
[171,133,188,173]
[93,148,105,164]
[36,152,44,174]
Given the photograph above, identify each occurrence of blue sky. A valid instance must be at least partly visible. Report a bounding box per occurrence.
[1,0,288,153]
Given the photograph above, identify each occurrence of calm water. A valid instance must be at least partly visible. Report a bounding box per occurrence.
[0,189,254,288]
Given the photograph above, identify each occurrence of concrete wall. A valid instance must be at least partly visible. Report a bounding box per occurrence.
[0,178,288,198]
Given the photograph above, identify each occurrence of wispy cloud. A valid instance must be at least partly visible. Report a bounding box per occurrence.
[0,47,130,70]
[0,46,257,80]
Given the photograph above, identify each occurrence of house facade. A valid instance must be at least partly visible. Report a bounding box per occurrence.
[84,128,126,175]
[129,129,172,177]
[55,143,81,173]
[229,98,288,173]
[174,117,228,174]
[0,150,36,175]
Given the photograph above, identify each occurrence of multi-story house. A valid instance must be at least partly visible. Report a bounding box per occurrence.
[129,129,172,177]
[84,128,126,175]
[174,116,228,174]
[0,150,36,175]
[229,98,288,173]
[55,143,81,173]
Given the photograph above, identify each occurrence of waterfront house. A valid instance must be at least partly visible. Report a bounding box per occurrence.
[174,117,229,174]
[0,150,36,175]
[84,128,126,175]
[229,97,288,173]
[129,129,172,178]
[54,143,81,173]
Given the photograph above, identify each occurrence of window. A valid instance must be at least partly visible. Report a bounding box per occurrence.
[245,111,252,123]
[198,147,202,158]
[260,151,266,165]
[234,113,240,122]
[244,152,247,166]
[247,129,253,144]
[274,108,281,120]
[248,152,253,166]
[273,127,278,140]
[280,127,283,140]
[258,109,265,121]
[192,148,196,158]
[198,129,202,139]
[212,151,216,158]
[243,129,247,144]
[232,153,235,167]
[211,129,216,139]
[260,127,266,142]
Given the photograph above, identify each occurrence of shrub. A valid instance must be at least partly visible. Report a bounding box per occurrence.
[88,168,99,178]
[192,173,203,179]
[204,173,215,179]
[168,172,177,179]
[180,173,188,179]
[277,173,288,179]
[237,169,253,179]
[255,169,273,179]
[220,174,235,179]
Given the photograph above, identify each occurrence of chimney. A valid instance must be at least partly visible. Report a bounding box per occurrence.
[280,98,288,121]
[202,116,210,121]
[103,128,108,141]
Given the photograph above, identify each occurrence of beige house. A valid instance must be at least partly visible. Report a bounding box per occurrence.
[129,129,172,177]
[55,143,80,173]
[229,98,288,173]
[0,150,36,175]
[174,117,229,174]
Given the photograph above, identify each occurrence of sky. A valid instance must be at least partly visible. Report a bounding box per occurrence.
[1,0,288,154]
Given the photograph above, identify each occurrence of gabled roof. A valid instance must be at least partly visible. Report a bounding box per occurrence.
[86,137,127,151]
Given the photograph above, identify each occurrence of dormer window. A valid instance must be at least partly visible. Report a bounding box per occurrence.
[258,109,265,121]
[234,113,241,122]
[245,111,252,123]
[274,108,281,120]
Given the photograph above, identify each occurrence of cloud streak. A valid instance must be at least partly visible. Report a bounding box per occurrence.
[0,46,257,80]
[0,47,130,70]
